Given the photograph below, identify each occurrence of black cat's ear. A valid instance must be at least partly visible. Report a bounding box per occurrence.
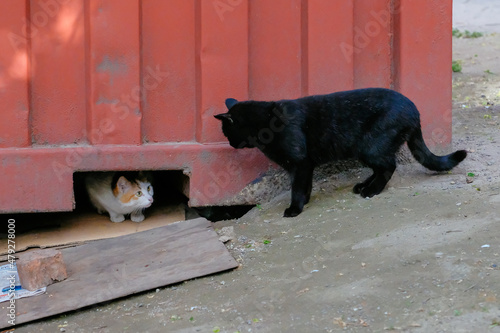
[225,98,238,109]
[214,113,233,124]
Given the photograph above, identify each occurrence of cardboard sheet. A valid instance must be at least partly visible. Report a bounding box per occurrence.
[0,204,185,256]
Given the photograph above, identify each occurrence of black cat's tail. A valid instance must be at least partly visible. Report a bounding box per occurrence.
[407,128,467,171]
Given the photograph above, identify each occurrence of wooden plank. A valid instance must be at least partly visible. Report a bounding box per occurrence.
[87,0,141,145]
[0,1,30,148]
[249,0,302,100]
[1,218,238,328]
[307,0,354,94]
[141,0,196,143]
[30,0,86,145]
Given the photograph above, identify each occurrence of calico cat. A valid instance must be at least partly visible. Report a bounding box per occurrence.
[85,171,154,222]
[215,88,467,217]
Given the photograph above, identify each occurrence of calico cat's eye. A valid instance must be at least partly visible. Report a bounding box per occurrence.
[136,191,143,197]
[147,185,152,192]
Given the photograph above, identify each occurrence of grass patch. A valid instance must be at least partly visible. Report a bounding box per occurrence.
[453,28,483,38]
[452,60,462,73]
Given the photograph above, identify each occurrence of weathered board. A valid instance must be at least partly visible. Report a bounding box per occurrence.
[0,218,237,328]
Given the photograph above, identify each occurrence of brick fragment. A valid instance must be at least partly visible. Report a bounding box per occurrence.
[17,249,68,291]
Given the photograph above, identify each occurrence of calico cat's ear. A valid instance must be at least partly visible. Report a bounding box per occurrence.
[214,113,233,124]
[225,98,238,109]
[116,176,132,194]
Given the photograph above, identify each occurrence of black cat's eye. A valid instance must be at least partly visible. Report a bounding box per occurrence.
[136,191,143,197]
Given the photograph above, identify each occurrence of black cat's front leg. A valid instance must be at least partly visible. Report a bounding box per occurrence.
[353,174,376,194]
[284,162,314,217]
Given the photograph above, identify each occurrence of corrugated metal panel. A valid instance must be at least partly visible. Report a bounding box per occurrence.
[0,0,452,213]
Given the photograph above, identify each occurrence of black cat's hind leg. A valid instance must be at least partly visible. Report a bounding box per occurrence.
[357,136,400,197]
[359,162,396,198]
[305,170,313,204]
[284,161,314,217]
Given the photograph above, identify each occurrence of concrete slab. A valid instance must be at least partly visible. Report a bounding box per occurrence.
[454,0,500,33]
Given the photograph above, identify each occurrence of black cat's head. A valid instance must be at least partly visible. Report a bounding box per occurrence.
[214,98,255,149]
[215,98,286,150]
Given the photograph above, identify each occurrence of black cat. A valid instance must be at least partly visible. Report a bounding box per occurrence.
[215,88,467,217]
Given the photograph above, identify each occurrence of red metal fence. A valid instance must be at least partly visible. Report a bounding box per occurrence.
[0,0,452,213]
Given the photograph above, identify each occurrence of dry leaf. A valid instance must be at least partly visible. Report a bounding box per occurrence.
[296,288,310,295]
[334,317,347,328]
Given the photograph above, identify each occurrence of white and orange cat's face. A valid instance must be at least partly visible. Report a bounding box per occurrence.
[113,176,154,209]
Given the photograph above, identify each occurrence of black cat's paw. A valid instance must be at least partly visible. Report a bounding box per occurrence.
[353,183,364,194]
[360,187,381,198]
[284,207,302,218]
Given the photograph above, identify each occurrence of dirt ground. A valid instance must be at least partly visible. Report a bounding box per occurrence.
[12,26,500,333]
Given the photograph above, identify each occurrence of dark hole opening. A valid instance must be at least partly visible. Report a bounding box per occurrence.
[190,205,254,222]
[73,170,191,220]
